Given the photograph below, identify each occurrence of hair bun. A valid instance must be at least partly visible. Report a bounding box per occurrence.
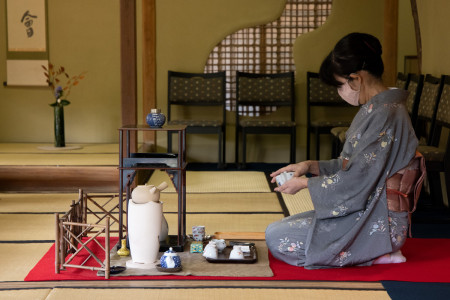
[363,39,382,56]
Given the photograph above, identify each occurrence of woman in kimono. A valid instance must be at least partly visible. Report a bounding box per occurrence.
[266,32,419,268]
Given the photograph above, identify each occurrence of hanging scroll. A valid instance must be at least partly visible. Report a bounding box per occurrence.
[5,0,48,86]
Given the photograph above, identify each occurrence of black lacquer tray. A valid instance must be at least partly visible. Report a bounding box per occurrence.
[205,245,257,263]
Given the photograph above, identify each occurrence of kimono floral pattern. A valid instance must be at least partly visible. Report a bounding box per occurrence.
[331,204,349,217]
[347,132,361,149]
[278,237,303,253]
[389,215,408,247]
[288,217,312,228]
[367,186,383,208]
[378,129,394,149]
[369,217,387,235]
[336,250,352,266]
[321,174,341,189]
[363,152,377,165]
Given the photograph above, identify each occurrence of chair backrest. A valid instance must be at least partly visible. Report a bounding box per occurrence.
[306,71,343,106]
[236,71,295,120]
[431,75,450,146]
[416,74,444,145]
[167,71,226,120]
[405,73,424,126]
[396,72,410,90]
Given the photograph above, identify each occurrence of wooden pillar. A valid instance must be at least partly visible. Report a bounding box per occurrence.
[383,0,399,86]
[410,0,422,74]
[120,0,137,152]
[142,0,157,148]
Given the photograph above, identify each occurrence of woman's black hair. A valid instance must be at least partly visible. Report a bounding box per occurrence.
[319,32,384,87]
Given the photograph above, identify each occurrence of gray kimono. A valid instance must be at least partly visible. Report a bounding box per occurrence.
[266,88,418,269]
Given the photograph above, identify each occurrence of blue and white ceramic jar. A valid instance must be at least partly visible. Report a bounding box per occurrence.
[146,108,166,128]
[160,247,181,269]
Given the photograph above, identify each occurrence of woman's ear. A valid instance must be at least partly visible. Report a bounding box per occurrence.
[348,73,362,91]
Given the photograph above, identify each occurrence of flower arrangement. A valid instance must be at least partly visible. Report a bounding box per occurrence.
[42,63,87,107]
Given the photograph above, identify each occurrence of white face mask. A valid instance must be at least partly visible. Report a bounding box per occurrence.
[338,80,360,106]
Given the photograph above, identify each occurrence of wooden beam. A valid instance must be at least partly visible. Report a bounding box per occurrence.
[120,0,137,152]
[383,0,399,86]
[142,0,157,147]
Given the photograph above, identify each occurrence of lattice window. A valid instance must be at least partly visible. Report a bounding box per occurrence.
[204,0,333,115]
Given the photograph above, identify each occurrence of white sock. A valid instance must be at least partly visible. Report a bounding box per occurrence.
[373,250,406,264]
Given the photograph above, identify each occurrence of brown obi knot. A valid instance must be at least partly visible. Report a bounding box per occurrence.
[386,151,426,237]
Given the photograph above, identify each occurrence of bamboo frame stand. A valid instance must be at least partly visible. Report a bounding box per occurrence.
[54,189,126,279]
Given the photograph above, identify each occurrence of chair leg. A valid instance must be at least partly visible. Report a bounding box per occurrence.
[235,127,239,165]
[445,165,450,208]
[242,129,247,169]
[315,128,320,160]
[218,131,226,169]
[290,129,296,164]
[332,136,340,158]
[222,127,226,167]
[428,171,444,208]
[306,128,311,160]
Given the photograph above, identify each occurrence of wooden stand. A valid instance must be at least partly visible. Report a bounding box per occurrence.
[119,125,187,251]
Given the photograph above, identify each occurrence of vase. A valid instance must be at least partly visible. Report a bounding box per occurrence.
[146,108,166,128]
[117,239,130,256]
[54,105,65,147]
[126,200,162,269]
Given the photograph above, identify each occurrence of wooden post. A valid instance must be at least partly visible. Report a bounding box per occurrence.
[142,0,157,149]
[120,0,137,152]
[383,0,399,86]
[55,213,60,274]
[410,0,422,74]
[105,217,110,279]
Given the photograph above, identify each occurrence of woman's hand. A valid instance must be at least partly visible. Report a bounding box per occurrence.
[270,161,315,183]
[274,176,308,194]
[270,160,319,195]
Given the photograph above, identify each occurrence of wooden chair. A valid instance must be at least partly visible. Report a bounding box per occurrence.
[404,73,424,131]
[235,71,296,168]
[395,72,410,89]
[167,71,226,167]
[307,72,355,159]
[414,74,443,145]
[417,75,449,210]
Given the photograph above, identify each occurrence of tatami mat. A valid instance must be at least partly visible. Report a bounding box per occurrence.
[0,212,278,242]
[0,289,51,300]
[0,193,125,214]
[0,192,281,214]
[44,288,391,300]
[0,193,80,213]
[0,153,118,166]
[161,192,282,212]
[0,243,52,281]
[165,213,283,235]
[0,143,119,154]
[0,214,56,241]
[0,213,122,241]
[148,170,271,193]
[0,143,119,166]
[282,188,314,216]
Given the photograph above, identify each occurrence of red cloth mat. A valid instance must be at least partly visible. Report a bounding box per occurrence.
[25,237,450,282]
